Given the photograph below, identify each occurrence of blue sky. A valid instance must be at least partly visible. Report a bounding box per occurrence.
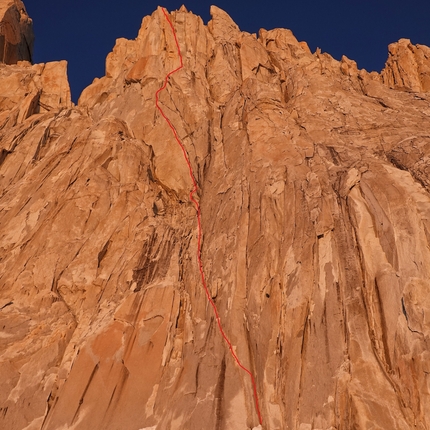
[24,0,430,103]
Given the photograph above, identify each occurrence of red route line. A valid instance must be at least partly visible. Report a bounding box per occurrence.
[156,7,263,426]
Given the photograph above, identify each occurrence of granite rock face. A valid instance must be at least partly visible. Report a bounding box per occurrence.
[1,3,430,430]
[381,38,430,92]
[0,0,33,64]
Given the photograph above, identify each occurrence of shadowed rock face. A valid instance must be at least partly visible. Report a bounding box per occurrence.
[0,0,33,64]
[1,2,430,429]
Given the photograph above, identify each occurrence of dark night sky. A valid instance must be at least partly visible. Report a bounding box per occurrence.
[24,0,430,103]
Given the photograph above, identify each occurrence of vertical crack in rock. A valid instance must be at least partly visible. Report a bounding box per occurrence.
[1,2,430,429]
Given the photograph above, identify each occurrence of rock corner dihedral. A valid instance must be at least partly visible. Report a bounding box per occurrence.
[156,7,262,424]
[1,2,430,430]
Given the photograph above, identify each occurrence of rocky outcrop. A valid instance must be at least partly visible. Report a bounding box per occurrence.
[0,60,72,127]
[0,0,33,64]
[381,38,430,92]
[1,3,430,430]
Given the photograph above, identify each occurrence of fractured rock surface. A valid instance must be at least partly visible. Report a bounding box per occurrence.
[0,0,33,64]
[1,2,430,429]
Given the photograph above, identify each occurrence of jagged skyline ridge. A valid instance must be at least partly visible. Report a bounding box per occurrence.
[25,0,430,102]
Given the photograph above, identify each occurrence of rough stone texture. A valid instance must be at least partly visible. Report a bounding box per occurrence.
[0,0,33,64]
[1,3,430,430]
[0,59,72,127]
[381,38,430,92]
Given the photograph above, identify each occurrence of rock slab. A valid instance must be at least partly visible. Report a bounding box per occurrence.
[1,2,430,429]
